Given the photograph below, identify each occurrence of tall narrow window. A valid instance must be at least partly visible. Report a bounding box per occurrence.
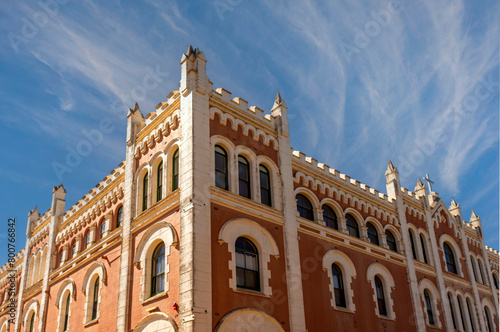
[346,214,359,238]
[444,243,457,274]
[151,242,165,296]
[493,274,499,290]
[385,230,398,252]
[424,290,435,325]
[172,149,179,191]
[142,172,148,212]
[470,257,479,282]
[322,205,338,230]
[448,293,457,329]
[375,276,387,316]
[157,161,163,202]
[28,312,35,332]
[484,307,494,332]
[85,231,91,249]
[409,231,417,260]
[458,297,466,332]
[91,277,99,321]
[116,206,123,228]
[420,234,429,264]
[99,221,105,240]
[332,264,346,308]
[296,194,314,221]
[215,146,228,190]
[478,260,486,285]
[235,237,259,291]
[259,165,271,206]
[367,222,379,245]
[71,242,77,259]
[467,298,476,332]
[238,156,251,199]
[63,293,70,331]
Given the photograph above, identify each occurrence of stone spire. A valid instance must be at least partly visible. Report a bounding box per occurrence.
[271,92,289,134]
[273,92,287,109]
[180,45,209,95]
[127,102,145,145]
[414,178,427,198]
[449,198,462,220]
[385,160,400,200]
[470,209,483,238]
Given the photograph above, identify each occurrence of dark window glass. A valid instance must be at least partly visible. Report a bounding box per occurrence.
[142,172,148,212]
[91,277,99,320]
[485,307,493,332]
[424,290,435,325]
[444,243,457,274]
[367,223,379,245]
[296,194,314,221]
[151,242,165,296]
[259,165,271,206]
[493,274,499,290]
[478,260,486,285]
[322,205,338,230]
[458,297,466,332]
[85,231,91,249]
[346,214,359,238]
[63,293,70,331]
[448,293,457,329]
[420,235,429,264]
[172,149,179,191]
[235,237,260,291]
[28,312,35,332]
[71,242,77,259]
[332,263,346,308]
[467,299,476,332]
[409,231,417,260]
[99,222,105,240]
[157,161,163,202]
[238,156,251,199]
[116,206,123,228]
[215,146,228,190]
[375,276,387,316]
[385,230,398,252]
[470,257,479,282]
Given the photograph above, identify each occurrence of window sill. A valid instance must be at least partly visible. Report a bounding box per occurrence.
[376,314,395,321]
[235,288,269,298]
[142,291,168,305]
[333,306,354,314]
[84,318,99,327]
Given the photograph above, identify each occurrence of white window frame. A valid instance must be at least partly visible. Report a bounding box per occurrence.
[322,249,357,312]
[367,263,396,320]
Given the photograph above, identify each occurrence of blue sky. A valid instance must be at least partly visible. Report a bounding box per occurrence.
[0,0,498,266]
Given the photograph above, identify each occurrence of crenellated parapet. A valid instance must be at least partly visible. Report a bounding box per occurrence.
[134,108,180,158]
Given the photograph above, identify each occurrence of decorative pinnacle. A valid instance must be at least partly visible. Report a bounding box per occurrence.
[183,45,205,61]
[471,209,479,220]
[53,184,66,193]
[385,160,398,176]
[28,206,39,216]
[273,92,287,109]
[450,198,459,208]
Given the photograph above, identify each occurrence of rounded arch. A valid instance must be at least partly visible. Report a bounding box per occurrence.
[81,262,107,295]
[322,249,357,311]
[164,139,180,194]
[23,298,39,329]
[135,163,151,215]
[476,255,489,286]
[214,308,285,332]
[439,234,463,276]
[367,262,396,319]
[150,152,165,203]
[383,225,403,253]
[256,155,281,209]
[132,312,178,332]
[211,135,236,192]
[0,318,8,332]
[343,208,365,227]
[417,229,433,265]
[55,279,76,308]
[319,198,343,221]
[419,279,442,328]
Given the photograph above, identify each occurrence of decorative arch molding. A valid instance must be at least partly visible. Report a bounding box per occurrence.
[0,318,8,332]
[418,278,442,328]
[210,107,279,150]
[55,279,76,308]
[132,312,178,332]
[214,308,285,332]
[405,206,425,221]
[81,262,107,295]
[366,262,396,319]
[134,109,180,158]
[383,225,404,253]
[322,249,357,312]
[218,218,279,296]
[294,187,321,221]
[134,222,176,301]
[210,135,236,192]
[256,155,281,210]
[439,234,464,276]
[22,298,39,328]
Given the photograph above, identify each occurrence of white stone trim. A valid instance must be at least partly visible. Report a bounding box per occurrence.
[417,229,433,266]
[365,217,384,245]
[210,135,236,192]
[418,279,442,328]
[82,262,106,323]
[234,145,258,200]
[322,249,357,312]
[293,187,320,222]
[214,308,285,332]
[366,263,396,320]
[150,153,164,204]
[256,155,281,210]
[439,234,464,276]
[164,140,180,195]
[55,279,76,309]
[22,298,39,332]
[218,218,279,297]
[476,255,489,286]
[464,293,479,332]
[0,318,8,332]
[135,164,151,216]
[134,222,176,301]
[131,312,178,332]
[481,298,497,332]
[56,281,74,332]
[445,288,462,331]
[383,225,404,253]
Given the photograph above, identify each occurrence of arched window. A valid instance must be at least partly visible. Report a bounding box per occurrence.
[28,311,35,332]
[367,222,379,245]
[420,234,429,264]
[375,276,387,316]
[215,145,228,190]
[322,205,338,230]
[331,263,346,308]
[484,306,494,332]
[238,156,251,199]
[116,206,123,228]
[151,243,165,297]
[470,257,479,282]
[99,221,106,240]
[409,230,417,260]
[172,149,179,191]
[385,230,398,252]
[259,165,271,206]
[156,161,163,202]
[63,293,70,331]
[457,297,466,331]
[443,243,457,274]
[235,237,259,291]
[91,277,99,321]
[466,298,476,332]
[478,260,486,285]
[424,290,435,325]
[70,241,77,260]
[84,230,91,250]
[448,293,457,330]
[493,274,499,290]
[296,194,314,221]
[345,214,359,238]
[142,172,148,212]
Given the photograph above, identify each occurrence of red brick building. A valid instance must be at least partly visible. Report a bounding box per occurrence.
[0,47,498,332]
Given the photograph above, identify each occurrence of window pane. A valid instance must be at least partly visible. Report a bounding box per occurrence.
[346,214,359,238]
[367,223,379,245]
[420,235,429,264]
[296,194,314,221]
[245,254,257,271]
[322,205,338,230]
[385,231,398,252]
